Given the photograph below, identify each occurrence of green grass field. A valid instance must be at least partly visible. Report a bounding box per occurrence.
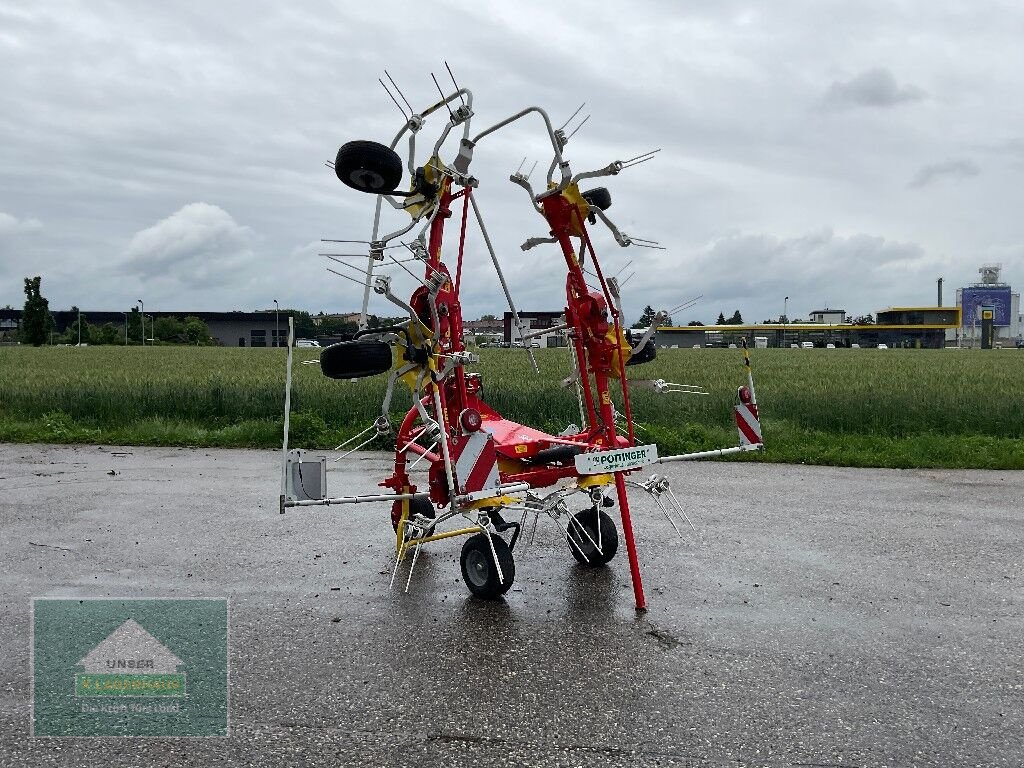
[1,346,1022,468]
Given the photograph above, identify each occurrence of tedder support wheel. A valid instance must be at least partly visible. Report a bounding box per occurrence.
[320,339,392,379]
[581,187,612,211]
[392,496,436,537]
[335,140,404,194]
[567,507,619,566]
[460,533,515,599]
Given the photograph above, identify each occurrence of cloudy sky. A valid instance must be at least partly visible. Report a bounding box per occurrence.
[2,1,1022,325]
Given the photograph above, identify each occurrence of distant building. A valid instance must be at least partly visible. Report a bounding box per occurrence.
[953,265,1021,347]
[503,311,568,346]
[808,308,846,324]
[655,305,961,349]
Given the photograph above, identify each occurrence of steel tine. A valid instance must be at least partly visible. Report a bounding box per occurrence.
[334,423,377,451]
[565,511,604,557]
[555,513,590,563]
[651,493,683,538]
[430,72,456,119]
[326,267,369,287]
[379,77,409,120]
[404,541,421,592]
[667,486,696,532]
[567,114,591,140]
[384,70,415,116]
[622,148,661,165]
[389,545,404,589]
[558,102,586,131]
[443,61,466,106]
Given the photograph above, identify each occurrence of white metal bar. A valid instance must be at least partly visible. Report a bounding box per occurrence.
[284,491,429,509]
[279,317,295,514]
[656,444,762,463]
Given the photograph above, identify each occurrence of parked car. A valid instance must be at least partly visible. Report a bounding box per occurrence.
[800,341,814,349]
[877,343,889,350]
[826,343,836,349]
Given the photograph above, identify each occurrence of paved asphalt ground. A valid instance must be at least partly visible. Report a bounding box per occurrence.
[0,444,1020,767]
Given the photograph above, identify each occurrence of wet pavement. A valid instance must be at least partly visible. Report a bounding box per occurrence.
[0,443,1021,767]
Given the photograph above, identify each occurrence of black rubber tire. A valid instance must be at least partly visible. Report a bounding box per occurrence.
[320,339,392,379]
[460,534,515,599]
[582,187,612,211]
[625,337,657,366]
[335,140,404,194]
[567,507,618,566]
[392,496,436,536]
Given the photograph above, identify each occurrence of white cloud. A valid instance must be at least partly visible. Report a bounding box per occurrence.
[121,203,255,289]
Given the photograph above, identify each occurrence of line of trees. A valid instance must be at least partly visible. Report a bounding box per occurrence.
[16,276,213,346]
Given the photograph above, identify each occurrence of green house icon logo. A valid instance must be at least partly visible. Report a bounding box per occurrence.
[75,619,186,698]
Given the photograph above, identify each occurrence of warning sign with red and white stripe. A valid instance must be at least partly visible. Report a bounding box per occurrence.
[451,432,500,495]
[734,403,762,446]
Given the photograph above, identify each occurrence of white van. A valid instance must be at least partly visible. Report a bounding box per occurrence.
[800,342,814,349]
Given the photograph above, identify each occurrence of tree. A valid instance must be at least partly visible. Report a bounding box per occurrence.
[716,312,726,325]
[479,313,498,321]
[687,320,704,327]
[153,316,184,342]
[21,276,52,346]
[127,307,143,344]
[851,314,874,325]
[632,305,657,329]
[67,306,90,345]
[183,316,212,345]
[96,323,120,345]
[727,310,744,325]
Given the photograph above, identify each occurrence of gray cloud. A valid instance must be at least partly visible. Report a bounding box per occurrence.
[0,2,1022,323]
[823,67,926,109]
[909,159,980,188]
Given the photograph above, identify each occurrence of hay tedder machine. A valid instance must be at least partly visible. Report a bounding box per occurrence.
[279,70,763,610]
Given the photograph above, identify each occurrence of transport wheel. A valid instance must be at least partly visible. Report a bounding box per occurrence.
[582,187,612,211]
[335,140,404,194]
[460,534,515,599]
[320,339,392,379]
[567,507,618,566]
[392,496,436,537]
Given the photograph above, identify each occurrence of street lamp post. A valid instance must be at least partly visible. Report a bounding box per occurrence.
[783,296,789,348]
[137,300,144,346]
[273,299,279,348]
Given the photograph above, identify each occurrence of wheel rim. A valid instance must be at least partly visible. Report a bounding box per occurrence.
[465,548,491,588]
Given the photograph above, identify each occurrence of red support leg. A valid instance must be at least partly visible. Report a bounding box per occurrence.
[614,471,646,611]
